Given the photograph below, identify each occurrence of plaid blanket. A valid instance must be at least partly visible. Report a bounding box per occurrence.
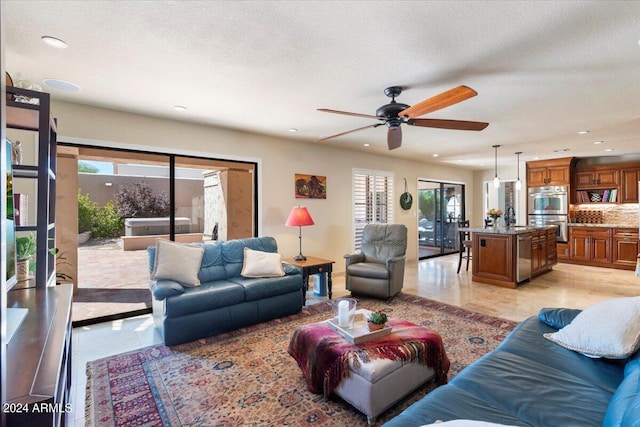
[288,318,450,397]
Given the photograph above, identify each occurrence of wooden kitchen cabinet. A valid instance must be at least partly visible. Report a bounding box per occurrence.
[572,161,640,204]
[612,228,639,269]
[556,242,569,260]
[575,168,619,188]
[531,231,547,276]
[569,227,612,265]
[620,167,640,203]
[473,233,514,285]
[566,226,636,270]
[531,229,558,276]
[546,230,558,266]
[526,157,575,187]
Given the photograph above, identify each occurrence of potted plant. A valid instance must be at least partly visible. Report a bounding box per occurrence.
[367,310,388,331]
[50,247,74,285]
[15,233,36,281]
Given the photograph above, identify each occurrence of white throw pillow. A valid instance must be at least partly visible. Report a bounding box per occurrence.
[241,248,285,278]
[151,239,204,287]
[544,296,640,359]
[420,421,519,427]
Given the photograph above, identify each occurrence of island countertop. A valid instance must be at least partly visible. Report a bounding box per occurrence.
[460,225,558,289]
[459,225,557,235]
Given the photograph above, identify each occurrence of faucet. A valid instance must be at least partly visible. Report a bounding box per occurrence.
[505,206,516,226]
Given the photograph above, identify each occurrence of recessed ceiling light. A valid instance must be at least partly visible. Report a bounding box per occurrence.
[41,36,68,49]
[432,154,439,157]
[363,143,370,147]
[288,128,298,132]
[42,78,80,91]
[577,130,589,135]
[604,148,613,152]
[173,105,187,111]
[593,140,603,145]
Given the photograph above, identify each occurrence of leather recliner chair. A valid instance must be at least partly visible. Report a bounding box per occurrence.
[344,223,407,299]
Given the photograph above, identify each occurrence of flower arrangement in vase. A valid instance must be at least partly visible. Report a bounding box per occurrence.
[486,208,503,227]
[367,310,388,331]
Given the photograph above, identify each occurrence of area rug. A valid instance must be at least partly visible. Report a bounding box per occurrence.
[86,294,517,426]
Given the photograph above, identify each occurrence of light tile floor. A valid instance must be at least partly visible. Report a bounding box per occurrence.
[70,255,640,426]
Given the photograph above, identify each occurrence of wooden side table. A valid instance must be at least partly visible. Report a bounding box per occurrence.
[283,256,335,305]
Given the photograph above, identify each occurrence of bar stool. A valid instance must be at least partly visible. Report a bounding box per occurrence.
[457,220,472,273]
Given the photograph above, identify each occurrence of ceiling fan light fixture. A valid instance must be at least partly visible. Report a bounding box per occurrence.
[493,144,501,188]
[317,85,487,150]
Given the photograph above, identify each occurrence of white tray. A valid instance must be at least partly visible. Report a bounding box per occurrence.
[327,310,392,344]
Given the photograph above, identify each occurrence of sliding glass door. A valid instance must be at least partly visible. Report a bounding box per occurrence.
[418,180,465,259]
[61,144,257,325]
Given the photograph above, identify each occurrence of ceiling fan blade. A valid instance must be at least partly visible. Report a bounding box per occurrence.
[317,123,381,142]
[407,118,489,131]
[317,108,382,120]
[399,85,478,119]
[387,127,402,150]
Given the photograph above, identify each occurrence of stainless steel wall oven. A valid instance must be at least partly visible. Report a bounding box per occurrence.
[528,186,568,215]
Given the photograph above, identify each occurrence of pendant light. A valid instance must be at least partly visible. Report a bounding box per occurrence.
[492,145,501,188]
[515,151,522,191]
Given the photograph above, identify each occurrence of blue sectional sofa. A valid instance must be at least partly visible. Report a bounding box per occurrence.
[148,236,303,346]
[384,307,640,427]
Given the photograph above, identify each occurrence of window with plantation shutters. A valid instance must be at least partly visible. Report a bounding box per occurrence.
[352,169,394,251]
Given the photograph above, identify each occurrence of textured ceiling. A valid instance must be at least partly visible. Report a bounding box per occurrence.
[4,1,640,169]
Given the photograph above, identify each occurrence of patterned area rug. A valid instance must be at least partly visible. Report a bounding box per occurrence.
[86,294,517,426]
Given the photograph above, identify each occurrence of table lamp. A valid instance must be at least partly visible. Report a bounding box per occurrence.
[285,206,315,261]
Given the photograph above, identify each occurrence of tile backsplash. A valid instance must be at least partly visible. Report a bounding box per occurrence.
[571,203,639,227]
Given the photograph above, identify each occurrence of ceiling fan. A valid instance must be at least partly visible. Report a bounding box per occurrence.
[317,85,489,150]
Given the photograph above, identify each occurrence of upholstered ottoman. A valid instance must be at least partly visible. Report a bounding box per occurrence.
[335,355,436,424]
[288,313,450,424]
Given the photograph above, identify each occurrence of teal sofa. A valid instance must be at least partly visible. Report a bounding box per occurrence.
[148,236,303,346]
[384,307,640,427]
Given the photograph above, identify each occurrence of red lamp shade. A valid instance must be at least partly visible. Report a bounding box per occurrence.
[285,206,315,227]
[286,206,314,261]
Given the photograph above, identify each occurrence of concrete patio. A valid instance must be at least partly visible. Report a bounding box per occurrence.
[73,238,151,323]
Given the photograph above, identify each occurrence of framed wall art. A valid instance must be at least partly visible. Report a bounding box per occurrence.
[295,174,326,199]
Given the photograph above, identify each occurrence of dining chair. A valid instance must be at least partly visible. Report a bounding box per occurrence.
[457,220,472,274]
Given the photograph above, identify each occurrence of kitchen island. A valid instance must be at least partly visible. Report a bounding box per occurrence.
[460,225,558,288]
